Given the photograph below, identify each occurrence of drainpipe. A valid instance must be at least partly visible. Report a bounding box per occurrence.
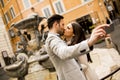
[0,4,7,25]
[16,0,23,19]
[0,4,14,64]
[98,0,106,23]
[49,0,55,14]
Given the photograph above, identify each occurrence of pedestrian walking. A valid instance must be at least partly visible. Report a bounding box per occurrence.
[106,17,111,24]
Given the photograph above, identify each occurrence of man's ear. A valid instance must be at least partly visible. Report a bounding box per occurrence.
[54,21,58,25]
[54,21,59,27]
[52,21,57,28]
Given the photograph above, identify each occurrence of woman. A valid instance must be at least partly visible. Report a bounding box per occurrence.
[64,21,99,80]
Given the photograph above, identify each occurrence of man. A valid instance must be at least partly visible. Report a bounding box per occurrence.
[45,14,109,80]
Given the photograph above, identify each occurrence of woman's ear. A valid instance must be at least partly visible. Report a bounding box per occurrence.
[72,34,75,37]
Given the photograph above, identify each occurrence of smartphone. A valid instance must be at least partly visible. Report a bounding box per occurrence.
[105,23,114,34]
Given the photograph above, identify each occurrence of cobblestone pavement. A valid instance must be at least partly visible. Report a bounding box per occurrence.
[9,48,120,80]
[4,18,120,80]
[90,18,120,80]
[89,48,120,80]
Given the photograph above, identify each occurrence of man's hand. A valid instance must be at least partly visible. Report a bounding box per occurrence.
[88,24,109,47]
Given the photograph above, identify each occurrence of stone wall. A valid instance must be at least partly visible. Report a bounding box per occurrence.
[25,70,57,80]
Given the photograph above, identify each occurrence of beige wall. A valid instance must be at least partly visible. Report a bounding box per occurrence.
[0,0,109,52]
[0,16,14,67]
[63,0,109,24]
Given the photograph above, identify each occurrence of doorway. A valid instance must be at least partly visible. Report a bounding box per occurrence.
[76,14,93,34]
[1,51,11,65]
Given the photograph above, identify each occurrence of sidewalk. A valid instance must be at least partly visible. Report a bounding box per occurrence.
[89,48,120,80]
[7,48,120,80]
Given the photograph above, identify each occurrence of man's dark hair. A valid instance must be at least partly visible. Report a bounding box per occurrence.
[47,14,64,29]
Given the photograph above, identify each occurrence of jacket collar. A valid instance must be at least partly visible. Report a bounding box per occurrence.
[48,32,60,37]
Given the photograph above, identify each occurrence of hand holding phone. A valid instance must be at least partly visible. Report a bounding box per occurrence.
[105,23,114,34]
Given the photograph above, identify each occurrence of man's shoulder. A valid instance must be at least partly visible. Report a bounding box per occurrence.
[45,33,62,45]
[47,33,59,39]
[45,33,56,43]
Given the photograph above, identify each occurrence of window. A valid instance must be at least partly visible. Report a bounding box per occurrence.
[9,29,15,38]
[10,7,16,19]
[1,51,8,58]
[42,6,52,18]
[22,0,31,9]
[82,0,90,3]
[53,0,65,14]
[0,0,4,7]
[36,0,43,2]
[84,0,89,1]
[4,12,10,24]
[1,51,11,65]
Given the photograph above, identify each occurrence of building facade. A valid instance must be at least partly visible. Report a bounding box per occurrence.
[1,0,119,52]
[104,0,120,20]
[0,16,13,67]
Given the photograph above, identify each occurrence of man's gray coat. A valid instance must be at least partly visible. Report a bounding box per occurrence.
[45,33,90,80]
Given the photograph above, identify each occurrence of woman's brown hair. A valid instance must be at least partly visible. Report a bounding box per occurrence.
[70,21,93,63]
[70,22,86,45]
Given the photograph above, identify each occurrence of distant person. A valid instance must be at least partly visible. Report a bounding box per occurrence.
[28,7,39,18]
[45,14,109,80]
[106,17,110,24]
